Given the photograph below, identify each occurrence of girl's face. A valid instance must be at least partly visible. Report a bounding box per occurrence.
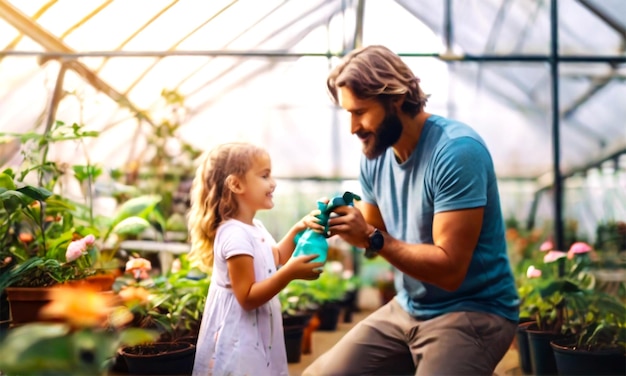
[240,152,276,211]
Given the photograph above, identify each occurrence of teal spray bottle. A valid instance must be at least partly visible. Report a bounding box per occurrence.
[292,191,361,264]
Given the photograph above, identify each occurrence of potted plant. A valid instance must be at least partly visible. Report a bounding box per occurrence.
[516,240,592,375]
[519,240,626,375]
[279,277,322,363]
[547,244,626,375]
[0,122,118,323]
[0,166,112,324]
[0,123,169,323]
[549,289,626,375]
[114,255,210,375]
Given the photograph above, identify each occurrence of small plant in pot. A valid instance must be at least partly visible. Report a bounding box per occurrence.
[306,261,350,331]
[279,279,321,363]
[518,241,599,375]
[547,243,626,375]
[114,255,209,375]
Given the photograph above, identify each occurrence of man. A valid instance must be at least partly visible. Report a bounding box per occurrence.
[303,45,519,375]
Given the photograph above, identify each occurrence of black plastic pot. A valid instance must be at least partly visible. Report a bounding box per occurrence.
[317,301,341,331]
[283,311,313,363]
[118,341,196,375]
[526,323,563,375]
[550,337,626,376]
[516,320,534,375]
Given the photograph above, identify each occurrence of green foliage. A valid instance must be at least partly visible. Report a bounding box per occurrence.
[115,255,210,340]
[0,170,102,292]
[517,244,626,352]
[279,262,358,316]
[279,280,320,316]
[0,320,158,375]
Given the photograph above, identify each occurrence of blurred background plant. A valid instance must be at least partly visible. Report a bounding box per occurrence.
[0,285,159,376]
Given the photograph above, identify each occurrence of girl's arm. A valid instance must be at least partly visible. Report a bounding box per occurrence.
[273,218,307,266]
[228,253,321,311]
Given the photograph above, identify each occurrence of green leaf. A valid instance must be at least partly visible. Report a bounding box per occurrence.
[115,195,162,221]
[111,216,151,236]
[117,328,160,347]
[72,164,103,184]
[17,185,53,201]
[0,172,16,190]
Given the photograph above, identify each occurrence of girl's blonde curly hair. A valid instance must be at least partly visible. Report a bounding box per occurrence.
[187,142,267,271]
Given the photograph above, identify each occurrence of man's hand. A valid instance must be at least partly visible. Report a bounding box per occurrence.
[326,205,372,249]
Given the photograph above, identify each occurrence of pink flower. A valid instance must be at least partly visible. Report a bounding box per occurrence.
[125,257,152,280]
[83,234,96,245]
[526,265,542,279]
[539,240,553,252]
[567,242,592,259]
[66,240,86,262]
[544,250,567,263]
[65,235,96,262]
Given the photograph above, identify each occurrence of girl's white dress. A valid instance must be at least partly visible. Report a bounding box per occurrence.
[192,219,288,376]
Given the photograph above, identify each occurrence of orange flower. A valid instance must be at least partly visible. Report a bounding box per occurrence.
[118,286,150,305]
[39,286,115,328]
[18,232,33,243]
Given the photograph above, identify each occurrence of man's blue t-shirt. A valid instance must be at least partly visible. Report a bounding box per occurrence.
[360,114,519,322]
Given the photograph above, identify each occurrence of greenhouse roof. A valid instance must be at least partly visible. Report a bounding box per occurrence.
[0,0,625,183]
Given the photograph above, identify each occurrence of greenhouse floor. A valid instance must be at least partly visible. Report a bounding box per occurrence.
[288,286,523,376]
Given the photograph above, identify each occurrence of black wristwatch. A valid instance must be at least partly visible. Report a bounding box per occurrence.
[364,228,384,259]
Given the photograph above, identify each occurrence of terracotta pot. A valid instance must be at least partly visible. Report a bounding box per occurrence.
[302,313,320,354]
[5,286,53,325]
[5,284,115,326]
[63,273,116,291]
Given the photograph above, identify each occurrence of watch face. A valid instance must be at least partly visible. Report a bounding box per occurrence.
[369,229,384,251]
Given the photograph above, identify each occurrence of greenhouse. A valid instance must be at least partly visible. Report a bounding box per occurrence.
[0,0,624,375]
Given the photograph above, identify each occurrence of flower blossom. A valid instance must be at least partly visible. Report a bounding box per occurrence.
[526,265,542,279]
[18,232,34,243]
[125,257,152,280]
[543,250,567,263]
[539,240,553,252]
[567,241,592,260]
[39,286,115,328]
[118,286,150,305]
[65,234,96,262]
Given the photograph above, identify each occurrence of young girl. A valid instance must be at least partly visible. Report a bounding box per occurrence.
[188,142,323,376]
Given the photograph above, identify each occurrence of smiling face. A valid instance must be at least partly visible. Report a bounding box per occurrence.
[239,152,276,212]
[339,86,403,159]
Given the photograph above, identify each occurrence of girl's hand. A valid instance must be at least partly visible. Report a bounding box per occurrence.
[300,209,325,234]
[283,254,323,281]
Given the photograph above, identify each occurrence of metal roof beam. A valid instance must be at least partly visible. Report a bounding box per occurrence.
[0,0,152,125]
[124,0,238,95]
[577,0,626,39]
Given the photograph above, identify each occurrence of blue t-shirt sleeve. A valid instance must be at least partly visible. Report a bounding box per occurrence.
[430,137,489,213]
[359,155,376,205]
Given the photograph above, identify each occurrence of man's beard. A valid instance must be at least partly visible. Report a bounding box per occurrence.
[363,110,403,159]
